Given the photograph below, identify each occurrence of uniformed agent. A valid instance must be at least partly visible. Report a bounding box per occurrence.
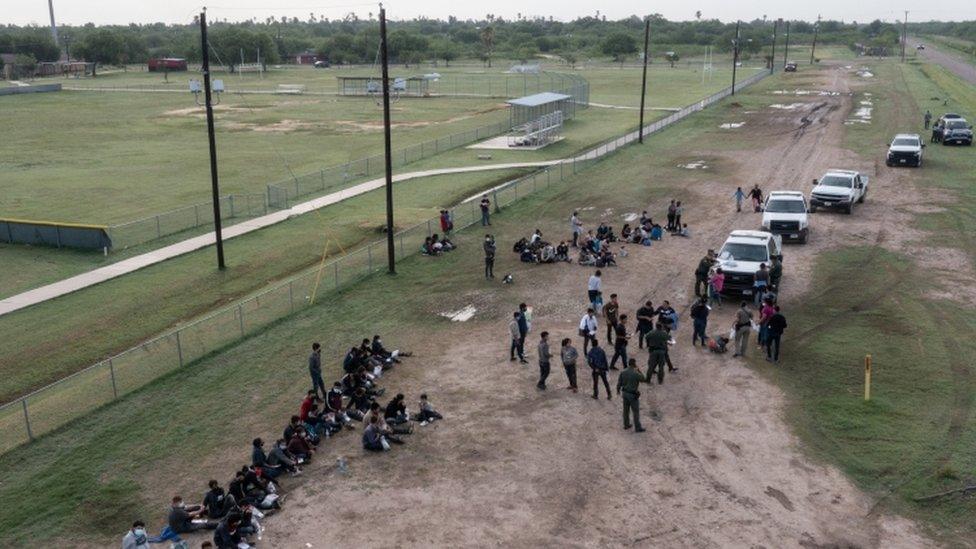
[617,358,646,432]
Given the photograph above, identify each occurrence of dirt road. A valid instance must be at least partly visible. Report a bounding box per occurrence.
[913,37,976,85]
[254,66,935,548]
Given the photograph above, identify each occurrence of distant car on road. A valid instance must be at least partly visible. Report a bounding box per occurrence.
[313,60,330,69]
[886,133,925,167]
[784,62,798,72]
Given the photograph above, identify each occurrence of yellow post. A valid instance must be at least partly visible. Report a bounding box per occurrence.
[864,355,872,401]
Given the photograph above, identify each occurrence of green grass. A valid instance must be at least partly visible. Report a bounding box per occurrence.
[755,58,976,545]
[0,71,756,546]
[0,167,531,403]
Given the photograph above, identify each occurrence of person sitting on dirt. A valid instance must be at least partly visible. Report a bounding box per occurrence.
[212,514,244,549]
[539,243,556,263]
[596,222,615,242]
[231,466,280,510]
[284,415,316,446]
[343,346,366,374]
[168,495,216,534]
[415,393,443,423]
[578,248,597,266]
[420,237,438,256]
[595,248,616,268]
[363,415,389,452]
[347,386,373,420]
[384,393,410,425]
[580,231,594,251]
[520,246,539,263]
[431,233,454,253]
[251,438,282,479]
[203,480,237,521]
[650,224,664,241]
[286,428,315,464]
[326,382,354,424]
[371,334,404,363]
[675,224,690,237]
[364,402,409,441]
[268,438,302,476]
[530,229,543,245]
[620,224,633,241]
[555,241,571,262]
[513,237,529,254]
[707,334,730,353]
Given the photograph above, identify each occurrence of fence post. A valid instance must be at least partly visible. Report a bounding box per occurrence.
[334,262,339,289]
[55,226,62,248]
[176,330,184,367]
[109,359,119,399]
[156,215,162,238]
[493,189,500,212]
[399,233,404,258]
[368,244,373,273]
[295,178,300,198]
[547,168,551,188]
[320,169,326,191]
[22,400,33,442]
[238,304,245,338]
[289,280,295,313]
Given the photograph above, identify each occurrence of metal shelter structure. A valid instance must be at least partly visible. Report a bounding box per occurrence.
[506,92,575,127]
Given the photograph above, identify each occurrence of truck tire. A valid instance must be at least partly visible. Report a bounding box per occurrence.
[844,202,854,214]
[857,192,866,204]
[809,204,817,214]
[799,229,808,244]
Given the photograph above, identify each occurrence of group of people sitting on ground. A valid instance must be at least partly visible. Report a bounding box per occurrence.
[513,229,573,264]
[620,212,667,246]
[577,227,620,267]
[421,233,456,256]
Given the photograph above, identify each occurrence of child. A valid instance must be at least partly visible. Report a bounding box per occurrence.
[417,394,443,424]
[676,224,690,237]
[707,335,729,353]
[732,187,746,212]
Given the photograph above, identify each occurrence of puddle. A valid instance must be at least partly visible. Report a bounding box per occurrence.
[678,160,709,169]
[856,69,874,78]
[771,89,841,96]
[440,305,477,322]
[845,96,873,125]
[719,122,745,129]
[769,103,805,110]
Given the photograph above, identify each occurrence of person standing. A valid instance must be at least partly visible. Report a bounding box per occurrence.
[753,263,770,307]
[587,340,611,400]
[666,200,677,231]
[644,323,670,385]
[690,296,709,347]
[609,314,630,370]
[578,308,599,355]
[587,270,602,306]
[732,302,753,358]
[560,338,579,392]
[765,306,788,363]
[617,359,646,432]
[709,268,725,308]
[732,187,746,212]
[570,211,583,247]
[924,110,932,130]
[603,293,620,345]
[749,185,763,212]
[516,304,529,363]
[309,342,325,399]
[480,195,492,226]
[483,234,496,279]
[694,250,715,297]
[674,201,683,231]
[768,256,783,292]
[757,298,776,349]
[537,332,552,390]
[636,300,655,349]
[509,312,527,363]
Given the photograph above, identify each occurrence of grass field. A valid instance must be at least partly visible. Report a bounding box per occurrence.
[0,72,748,545]
[758,58,976,544]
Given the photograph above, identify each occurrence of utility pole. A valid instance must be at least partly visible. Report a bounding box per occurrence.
[379,6,396,274]
[783,21,790,68]
[47,0,59,46]
[199,10,226,270]
[901,11,909,62]
[638,17,650,143]
[731,20,740,95]
[810,15,821,65]
[770,19,779,74]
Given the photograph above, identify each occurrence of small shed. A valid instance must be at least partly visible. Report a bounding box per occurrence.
[148,58,188,72]
[295,50,318,64]
[506,92,575,128]
[336,76,430,97]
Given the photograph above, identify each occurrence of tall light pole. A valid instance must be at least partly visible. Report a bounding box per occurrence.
[901,11,909,62]
[379,5,396,274]
[810,15,821,65]
[731,20,740,95]
[783,21,790,68]
[638,17,650,143]
[770,19,779,74]
[199,10,226,270]
[47,0,59,46]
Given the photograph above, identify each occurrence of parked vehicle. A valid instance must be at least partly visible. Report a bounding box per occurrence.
[761,191,810,243]
[809,170,869,214]
[313,60,331,68]
[714,230,783,295]
[784,62,798,72]
[886,133,925,167]
[942,118,973,146]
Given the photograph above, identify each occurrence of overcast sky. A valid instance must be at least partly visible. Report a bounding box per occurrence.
[8,0,975,26]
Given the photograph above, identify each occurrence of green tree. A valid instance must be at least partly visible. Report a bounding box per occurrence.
[664,51,680,68]
[208,27,278,70]
[432,40,459,66]
[480,25,495,67]
[601,32,637,64]
[77,29,125,65]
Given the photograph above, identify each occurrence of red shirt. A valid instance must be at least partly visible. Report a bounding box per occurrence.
[299,397,314,422]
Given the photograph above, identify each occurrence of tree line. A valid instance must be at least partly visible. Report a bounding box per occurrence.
[0,15,916,71]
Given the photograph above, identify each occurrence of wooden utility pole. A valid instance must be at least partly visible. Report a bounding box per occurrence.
[810,15,821,65]
[200,10,226,270]
[783,21,790,68]
[770,19,779,74]
[379,6,396,274]
[638,17,650,143]
[731,21,740,95]
[901,11,909,62]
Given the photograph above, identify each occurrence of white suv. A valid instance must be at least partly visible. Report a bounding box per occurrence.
[762,191,810,244]
[886,133,924,167]
[715,230,783,296]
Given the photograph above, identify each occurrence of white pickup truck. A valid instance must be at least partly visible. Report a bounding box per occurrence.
[809,170,869,215]
[714,230,783,296]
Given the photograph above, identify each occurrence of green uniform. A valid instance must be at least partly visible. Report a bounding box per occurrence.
[617,367,644,430]
[769,261,783,289]
[644,329,669,384]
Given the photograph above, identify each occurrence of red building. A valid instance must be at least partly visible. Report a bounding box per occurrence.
[295,50,318,65]
[147,58,188,72]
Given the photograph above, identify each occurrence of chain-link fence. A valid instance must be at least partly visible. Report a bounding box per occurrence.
[0,69,768,456]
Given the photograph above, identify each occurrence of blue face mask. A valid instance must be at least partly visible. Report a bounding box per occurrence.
[133,529,147,543]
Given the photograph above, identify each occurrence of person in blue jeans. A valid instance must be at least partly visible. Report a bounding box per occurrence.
[690,296,709,347]
[753,263,770,307]
[480,195,491,226]
[765,306,788,363]
[587,340,612,400]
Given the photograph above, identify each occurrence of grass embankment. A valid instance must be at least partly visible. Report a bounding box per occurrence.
[0,168,530,403]
[763,59,976,544]
[0,71,754,545]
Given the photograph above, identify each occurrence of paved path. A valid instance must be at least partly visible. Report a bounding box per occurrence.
[0,161,558,317]
[913,37,976,85]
